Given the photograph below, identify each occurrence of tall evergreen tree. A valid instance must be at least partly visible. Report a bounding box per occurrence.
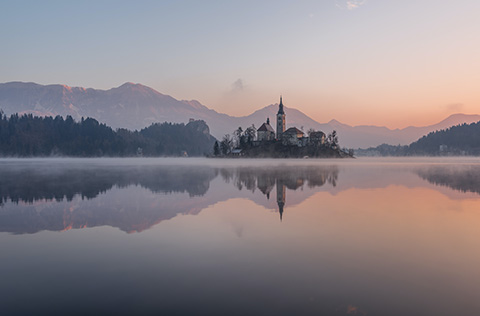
[0,114,216,157]
[213,141,220,156]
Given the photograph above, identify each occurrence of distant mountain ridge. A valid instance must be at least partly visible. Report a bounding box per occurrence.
[1,81,479,148]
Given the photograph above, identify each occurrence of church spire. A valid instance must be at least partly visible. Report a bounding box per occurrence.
[276,95,286,139]
[278,95,284,114]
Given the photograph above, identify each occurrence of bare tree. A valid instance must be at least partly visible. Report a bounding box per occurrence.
[220,134,233,155]
[244,124,256,144]
[233,127,243,148]
[326,130,338,149]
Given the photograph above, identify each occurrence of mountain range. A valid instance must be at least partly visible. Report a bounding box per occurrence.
[1,81,479,148]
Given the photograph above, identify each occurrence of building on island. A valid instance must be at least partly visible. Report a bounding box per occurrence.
[257,118,276,141]
[215,96,345,158]
[255,96,326,147]
[282,127,305,146]
[309,131,326,146]
[276,96,286,139]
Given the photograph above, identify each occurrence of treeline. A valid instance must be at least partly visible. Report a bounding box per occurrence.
[357,121,480,156]
[0,112,216,157]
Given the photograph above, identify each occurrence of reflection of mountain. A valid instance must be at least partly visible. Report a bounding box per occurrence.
[417,166,480,195]
[0,163,340,234]
[0,163,217,234]
[0,188,210,235]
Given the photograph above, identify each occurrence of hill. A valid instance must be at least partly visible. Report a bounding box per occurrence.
[358,120,480,156]
[408,121,480,155]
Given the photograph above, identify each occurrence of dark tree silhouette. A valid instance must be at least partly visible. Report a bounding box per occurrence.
[213,141,220,156]
[0,114,216,157]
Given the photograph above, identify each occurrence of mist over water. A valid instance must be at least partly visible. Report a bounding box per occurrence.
[1,157,480,315]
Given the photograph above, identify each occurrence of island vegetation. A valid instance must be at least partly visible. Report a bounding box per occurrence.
[212,127,353,158]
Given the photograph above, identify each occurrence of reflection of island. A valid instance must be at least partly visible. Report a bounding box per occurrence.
[417,165,480,195]
[0,163,339,234]
[222,166,339,221]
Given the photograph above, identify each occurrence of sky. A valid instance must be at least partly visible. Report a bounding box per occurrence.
[1,0,480,128]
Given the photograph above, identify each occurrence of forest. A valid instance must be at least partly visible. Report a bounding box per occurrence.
[0,112,216,157]
[357,121,480,156]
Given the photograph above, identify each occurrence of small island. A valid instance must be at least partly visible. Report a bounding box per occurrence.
[212,97,354,158]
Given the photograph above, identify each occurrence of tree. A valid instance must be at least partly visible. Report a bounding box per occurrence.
[326,130,338,149]
[244,125,256,144]
[220,134,233,155]
[213,141,220,156]
[0,114,215,157]
[233,127,243,148]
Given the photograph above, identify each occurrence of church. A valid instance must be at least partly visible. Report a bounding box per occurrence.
[256,96,325,147]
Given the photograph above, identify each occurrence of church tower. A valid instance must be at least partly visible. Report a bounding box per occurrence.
[276,96,286,139]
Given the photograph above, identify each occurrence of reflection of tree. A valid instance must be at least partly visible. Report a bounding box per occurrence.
[0,165,217,204]
[417,166,480,195]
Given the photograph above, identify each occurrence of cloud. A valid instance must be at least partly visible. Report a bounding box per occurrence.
[445,103,464,112]
[335,0,367,10]
[231,78,245,92]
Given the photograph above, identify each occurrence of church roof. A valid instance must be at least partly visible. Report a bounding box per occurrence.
[258,122,275,132]
[284,127,304,135]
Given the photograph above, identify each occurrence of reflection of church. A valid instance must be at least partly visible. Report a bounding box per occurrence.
[259,168,337,221]
[223,166,339,222]
[276,179,286,221]
[274,178,305,221]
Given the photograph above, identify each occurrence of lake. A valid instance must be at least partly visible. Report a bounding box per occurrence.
[1,157,480,315]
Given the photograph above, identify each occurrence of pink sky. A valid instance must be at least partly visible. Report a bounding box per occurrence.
[2,1,480,128]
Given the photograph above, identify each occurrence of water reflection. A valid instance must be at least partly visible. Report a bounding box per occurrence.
[0,163,339,233]
[417,165,480,195]
[2,159,480,315]
[2,160,480,234]
[220,166,339,221]
[0,164,216,204]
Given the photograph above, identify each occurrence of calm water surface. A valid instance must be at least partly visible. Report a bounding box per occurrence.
[1,157,480,315]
